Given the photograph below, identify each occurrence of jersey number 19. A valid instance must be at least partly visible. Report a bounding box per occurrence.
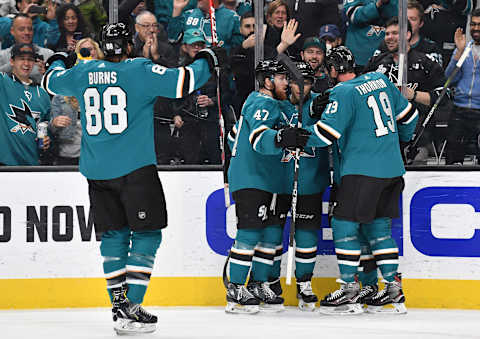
[368,91,395,137]
[84,87,128,135]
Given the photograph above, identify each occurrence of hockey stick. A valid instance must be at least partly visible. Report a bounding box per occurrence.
[277,53,304,285]
[404,45,471,163]
[208,0,230,207]
[108,0,118,23]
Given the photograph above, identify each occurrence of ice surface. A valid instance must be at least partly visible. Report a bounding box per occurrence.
[2,307,478,339]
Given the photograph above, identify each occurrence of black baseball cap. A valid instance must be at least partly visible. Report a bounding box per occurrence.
[11,43,38,60]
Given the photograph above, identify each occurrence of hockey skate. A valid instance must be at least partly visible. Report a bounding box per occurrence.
[113,298,157,335]
[352,284,378,306]
[366,274,407,314]
[318,279,363,315]
[267,277,283,297]
[248,281,285,312]
[111,286,127,322]
[225,282,260,314]
[296,273,318,311]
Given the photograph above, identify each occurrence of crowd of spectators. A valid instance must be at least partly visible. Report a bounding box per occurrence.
[0,0,478,166]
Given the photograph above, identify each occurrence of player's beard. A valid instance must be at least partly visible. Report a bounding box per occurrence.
[273,84,287,100]
[472,30,480,44]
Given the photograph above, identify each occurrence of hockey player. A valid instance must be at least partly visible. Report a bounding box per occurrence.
[41,23,224,334]
[0,43,51,166]
[305,46,418,315]
[225,59,310,314]
[263,61,330,311]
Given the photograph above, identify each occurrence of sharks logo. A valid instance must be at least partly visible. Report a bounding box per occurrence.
[6,99,40,134]
[367,25,385,37]
[280,110,316,162]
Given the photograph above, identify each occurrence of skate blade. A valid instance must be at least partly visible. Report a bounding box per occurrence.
[366,303,407,314]
[260,303,285,313]
[225,302,259,314]
[318,304,363,315]
[298,300,316,312]
[114,319,156,335]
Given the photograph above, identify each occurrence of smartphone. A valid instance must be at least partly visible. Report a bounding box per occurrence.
[73,32,83,41]
[28,5,48,15]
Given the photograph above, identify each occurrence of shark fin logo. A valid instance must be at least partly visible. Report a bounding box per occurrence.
[6,99,39,134]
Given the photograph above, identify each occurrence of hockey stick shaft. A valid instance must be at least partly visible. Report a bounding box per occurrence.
[409,45,471,150]
[277,53,304,285]
[208,0,230,207]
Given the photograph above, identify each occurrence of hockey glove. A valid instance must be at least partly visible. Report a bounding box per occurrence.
[275,126,311,150]
[45,52,77,70]
[311,91,330,119]
[403,141,419,165]
[194,46,227,73]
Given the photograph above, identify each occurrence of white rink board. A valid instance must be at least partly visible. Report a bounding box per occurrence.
[0,170,480,280]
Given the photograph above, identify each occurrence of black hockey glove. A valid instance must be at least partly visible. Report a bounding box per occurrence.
[45,51,77,70]
[311,91,330,119]
[194,46,227,73]
[403,141,419,165]
[274,126,311,150]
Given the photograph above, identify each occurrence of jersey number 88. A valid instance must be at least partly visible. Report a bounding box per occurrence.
[83,87,128,135]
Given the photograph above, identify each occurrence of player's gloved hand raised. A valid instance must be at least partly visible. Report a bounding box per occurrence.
[311,90,330,119]
[45,51,77,70]
[194,46,227,72]
[275,126,311,150]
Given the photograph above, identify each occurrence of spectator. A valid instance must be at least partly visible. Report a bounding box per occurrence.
[118,0,154,38]
[285,0,341,51]
[48,3,89,52]
[168,0,243,53]
[374,1,443,66]
[230,11,300,114]
[445,9,480,165]
[0,0,59,49]
[133,10,176,66]
[47,37,103,166]
[153,0,196,29]
[300,37,332,94]
[0,14,53,84]
[364,17,448,164]
[76,0,107,35]
[343,0,398,71]
[172,28,222,164]
[420,0,475,67]
[0,43,51,166]
[264,0,301,57]
[319,24,343,52]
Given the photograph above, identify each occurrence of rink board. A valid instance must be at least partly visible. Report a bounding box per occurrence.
[0,170,480,309]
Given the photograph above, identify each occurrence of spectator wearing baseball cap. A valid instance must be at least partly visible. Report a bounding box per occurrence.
[301,37,332,94]
[0,42,51,166]
[319,24,342,50]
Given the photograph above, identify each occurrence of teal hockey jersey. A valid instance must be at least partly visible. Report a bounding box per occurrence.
[344,0,398,66]
[306,72,418,179]
[42,57,211,180]
[227,91,289,193]
[0,73,50,165]
[167,6,243,52]
[279,95,330,195]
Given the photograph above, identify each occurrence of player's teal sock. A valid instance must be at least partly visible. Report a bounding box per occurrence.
[358,227,378,286]
[294,229,318,279]
[251,225,283,282]
[126,229,162,304]
[100,228,130,303]
[331,217,361,283]
[362,218,398,282]
[229,229,262,284]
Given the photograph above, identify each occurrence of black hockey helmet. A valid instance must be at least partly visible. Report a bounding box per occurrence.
[100,23,131,57]
[325,46,355,74]
[294,60,315,82]
[255,59,288,76]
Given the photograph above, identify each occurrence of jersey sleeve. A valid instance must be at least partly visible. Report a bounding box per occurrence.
[244,99,283,156]
[140,58,212,101]
[305,86,351,148]
[41,59,80,97]
[344,0,381,26]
